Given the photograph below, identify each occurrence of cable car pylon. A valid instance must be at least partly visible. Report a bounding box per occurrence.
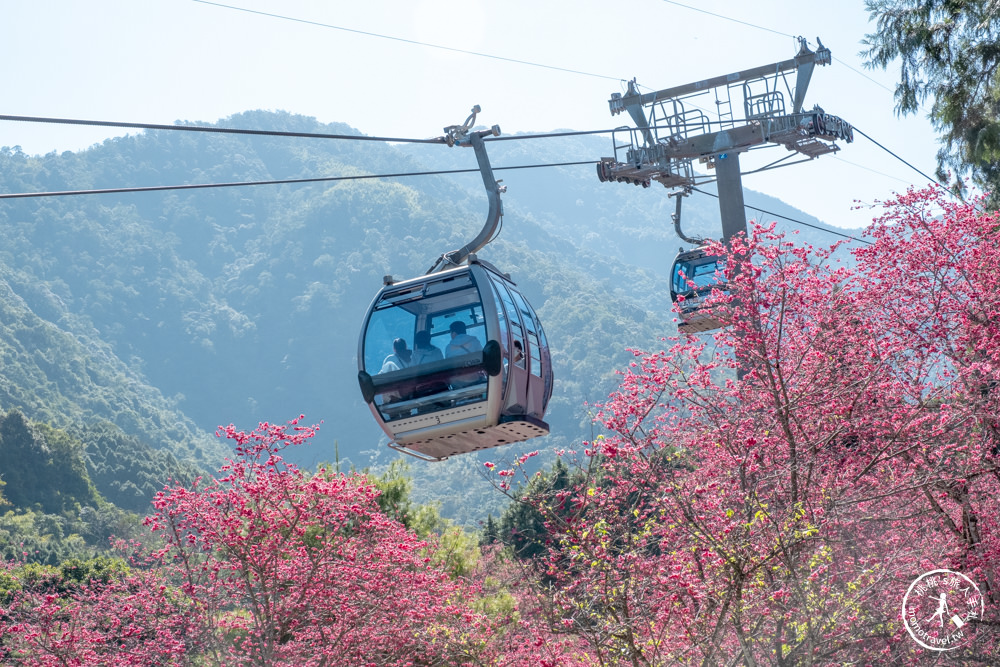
[357,107,554,461]
[597,37,853,335]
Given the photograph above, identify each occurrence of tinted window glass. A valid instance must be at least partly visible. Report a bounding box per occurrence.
[362,271,490,420]
[510,289,543,378]
[674,257,726,294]
[363,272,480,373]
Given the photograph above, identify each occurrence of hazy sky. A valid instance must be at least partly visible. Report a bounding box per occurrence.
[1,0,948,230]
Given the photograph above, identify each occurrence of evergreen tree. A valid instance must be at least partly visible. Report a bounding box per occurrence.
[495,458,579,561]
[864,0,1000,206]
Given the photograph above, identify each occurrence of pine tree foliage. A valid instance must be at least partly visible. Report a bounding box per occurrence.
[864,0,1000,206]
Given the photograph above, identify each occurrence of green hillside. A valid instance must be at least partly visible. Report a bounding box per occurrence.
[0,409,188,565]
[0,263,223,469]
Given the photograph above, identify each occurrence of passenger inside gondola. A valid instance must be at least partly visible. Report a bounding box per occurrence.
[411,330,448,406]
[512,339,525,367]
[380,338,412,373]
[445,320,482,357]
[446,320,486,389]
[411,330,443,365]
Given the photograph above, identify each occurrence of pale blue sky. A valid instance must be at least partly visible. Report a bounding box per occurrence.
[1,0,945,230]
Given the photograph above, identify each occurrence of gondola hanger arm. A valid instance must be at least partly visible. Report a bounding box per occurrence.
[670,187,705,246]
[427,106,504,274]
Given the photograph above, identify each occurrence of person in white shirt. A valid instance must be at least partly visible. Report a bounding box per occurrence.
[411,330,443,366]
[379,338,412,373]
[445,321,484,389]
[512,339,525,367]
[445,321,482,357]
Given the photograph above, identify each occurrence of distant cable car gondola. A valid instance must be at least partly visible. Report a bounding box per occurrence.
[667,189,731,333]
[356,108,553,461]
[670,245,728,333]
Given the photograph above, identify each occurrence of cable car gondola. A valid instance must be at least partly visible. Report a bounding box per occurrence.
[670,245,728,333]
[358,257,553,461]
[356,108,553,461]
[667,189,731,334]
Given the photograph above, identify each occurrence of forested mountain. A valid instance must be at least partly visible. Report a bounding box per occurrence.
[0,408,190,565]
[0,110,858,522]
[0,263,224,469]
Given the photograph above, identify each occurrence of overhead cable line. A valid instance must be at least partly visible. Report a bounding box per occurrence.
[854,126,983,211]
[852,126,942,189]
[0,114,900,245]
[0,161,597,200]
[660,0,794,39]
[832,155,914,186]
[192,0,622,82]
[0,159,878,247]
[1,112,782,142]
[0,113,623,144]
[659,0,893,94]
[0,114,445,144]
[832,58,894,94]
[852,126,977,209]
[690,186,873,245]
[198,0,910,151]
[195,0,893,100]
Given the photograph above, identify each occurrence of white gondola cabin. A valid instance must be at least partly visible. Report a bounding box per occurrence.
[358,257,553,461]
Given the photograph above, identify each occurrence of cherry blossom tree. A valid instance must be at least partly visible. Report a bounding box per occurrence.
[3,417,501,665]
[0,556,195,666]
[145,416,496,666]
[488,186,1000,665]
